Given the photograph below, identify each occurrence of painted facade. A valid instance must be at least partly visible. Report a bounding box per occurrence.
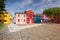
[25,10,34,24]
[34,14,43,23]
[43,14,48,21]
[4,13,10,24]
[0,11,10,24]
[0,13,4,24]
[55,16,60,23]
[15,12,27,24]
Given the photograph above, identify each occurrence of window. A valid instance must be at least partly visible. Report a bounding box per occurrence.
[4,20,7,22]
[0,15,1,17]
[0,20,4,24]
[24,15,25,17]
[24,19,25,22]
[4,15,7,17]
[18,15,20,17]
[0,20,1,22]
[18,19,20,22]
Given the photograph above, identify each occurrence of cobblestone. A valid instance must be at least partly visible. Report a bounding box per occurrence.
[0,23,60,40]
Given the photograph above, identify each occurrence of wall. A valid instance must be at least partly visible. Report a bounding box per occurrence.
[56,16,60,23]
[34,16,42,23]
[15,14,27,24]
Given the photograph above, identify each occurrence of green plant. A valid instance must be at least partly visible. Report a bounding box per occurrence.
[0,24,5,29]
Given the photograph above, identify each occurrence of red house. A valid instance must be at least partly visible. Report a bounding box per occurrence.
[56,16,60,23]
[25,10,34,24]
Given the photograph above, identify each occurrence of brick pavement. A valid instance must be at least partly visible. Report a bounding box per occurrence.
[0,23,60,40]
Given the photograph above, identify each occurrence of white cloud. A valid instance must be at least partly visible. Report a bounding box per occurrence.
[8,0,33,9]
[33,0,60,14]
[6,0,60,16]
[6,0,33,16]
[47,0,52,2]
[35,9,44,13]
[42,0,52,2]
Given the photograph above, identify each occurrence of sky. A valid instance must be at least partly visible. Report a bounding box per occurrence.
[5,0,60,16]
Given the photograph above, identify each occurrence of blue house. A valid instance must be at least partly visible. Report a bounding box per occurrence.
[34,14,43,23]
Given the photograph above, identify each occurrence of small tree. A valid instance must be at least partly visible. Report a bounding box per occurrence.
[0,0,6,11]
[43,7,60,22]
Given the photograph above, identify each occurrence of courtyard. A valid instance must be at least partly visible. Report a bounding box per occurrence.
[0,23,60,40]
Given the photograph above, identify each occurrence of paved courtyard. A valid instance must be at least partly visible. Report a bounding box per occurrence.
[7,23,43,32]
[0,23,60,40]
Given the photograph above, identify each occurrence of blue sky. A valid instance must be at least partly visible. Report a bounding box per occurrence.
[5,0,60,16]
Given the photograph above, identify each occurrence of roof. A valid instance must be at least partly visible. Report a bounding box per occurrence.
[34,14,43,16]
[0,12,4,14]
[15,12,26,15]
[0,11,8,14]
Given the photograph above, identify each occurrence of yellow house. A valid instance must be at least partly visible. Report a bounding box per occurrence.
[4,13,10,24]
[0,11,10,24]
[0,14,4,24]
[0,11,4,24]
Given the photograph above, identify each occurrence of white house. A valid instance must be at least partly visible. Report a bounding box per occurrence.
[15,12,27,24]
